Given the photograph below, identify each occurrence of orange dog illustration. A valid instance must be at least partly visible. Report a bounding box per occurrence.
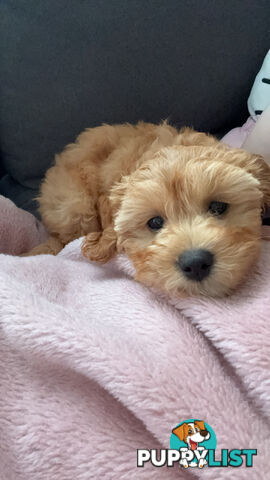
[172,420,210,451]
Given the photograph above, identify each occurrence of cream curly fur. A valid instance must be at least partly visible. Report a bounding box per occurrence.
[28,122,270,297]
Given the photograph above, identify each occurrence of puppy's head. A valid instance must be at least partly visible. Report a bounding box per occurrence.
[111,145,270,297]
[172,420,210,447]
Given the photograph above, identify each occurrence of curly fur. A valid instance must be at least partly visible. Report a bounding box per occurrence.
[29,122,270,297]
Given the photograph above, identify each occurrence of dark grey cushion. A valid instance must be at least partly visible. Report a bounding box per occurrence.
[1,0,270,215]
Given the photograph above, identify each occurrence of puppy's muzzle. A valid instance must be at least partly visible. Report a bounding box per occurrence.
[177,249,214,281]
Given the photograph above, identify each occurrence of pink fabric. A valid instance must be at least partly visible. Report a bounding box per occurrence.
[0,228,270,478]
[0,195,48,254]
[243,106,270,163]
[222,117,256,148]
[222,108,270,165]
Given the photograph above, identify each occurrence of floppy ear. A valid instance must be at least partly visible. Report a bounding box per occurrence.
[172,423,188,441]
[209,147,270,211]
[178,129,270,209]
[194,420,205,431]
[230,152,270,210]
[248,154,270,210]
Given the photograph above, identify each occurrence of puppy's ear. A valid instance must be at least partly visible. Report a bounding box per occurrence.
[172,423,187,441]
[248,154,270,210]
[194,420,205,431]
[229,151,270,210]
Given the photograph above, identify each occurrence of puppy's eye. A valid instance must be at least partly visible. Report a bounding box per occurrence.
[147,216,164,231]
[188,429,193,434]
[208,201,228,216]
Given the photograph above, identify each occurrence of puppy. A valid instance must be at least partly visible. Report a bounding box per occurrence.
[172,420,210,451]
[29,122,270,297]
[172,420,210,468]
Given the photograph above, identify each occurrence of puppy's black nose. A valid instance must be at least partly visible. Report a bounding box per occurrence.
[177,249,214,281]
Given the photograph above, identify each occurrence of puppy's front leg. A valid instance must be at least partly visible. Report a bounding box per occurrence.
[22,236,64,256]
[81,194,118,264]
[81,226,117,264]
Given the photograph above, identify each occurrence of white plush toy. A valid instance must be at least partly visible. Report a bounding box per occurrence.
[244,49,270,163]
[248,49,270,117]
[222,49,270,227]
[223,49,270,163]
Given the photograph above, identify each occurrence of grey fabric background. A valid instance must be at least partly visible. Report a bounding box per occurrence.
[1,0,270,215]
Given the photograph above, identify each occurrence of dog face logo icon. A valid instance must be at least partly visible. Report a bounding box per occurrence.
[170,418,216,468]
[172,420,210,451]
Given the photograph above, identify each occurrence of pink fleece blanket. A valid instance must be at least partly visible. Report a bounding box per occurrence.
[0,195,48,255]
[0,210,270,479]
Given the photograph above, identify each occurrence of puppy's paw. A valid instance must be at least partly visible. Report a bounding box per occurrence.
[198,459,207,468]
[179,459,189,468]
[22,237,63,256]
[81,228,116,264]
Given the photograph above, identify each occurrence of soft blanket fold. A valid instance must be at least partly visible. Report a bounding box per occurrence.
[0,234,270,479]
[0,195,47,255]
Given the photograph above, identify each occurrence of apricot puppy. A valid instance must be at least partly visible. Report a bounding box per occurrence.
[32,122,270,297]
